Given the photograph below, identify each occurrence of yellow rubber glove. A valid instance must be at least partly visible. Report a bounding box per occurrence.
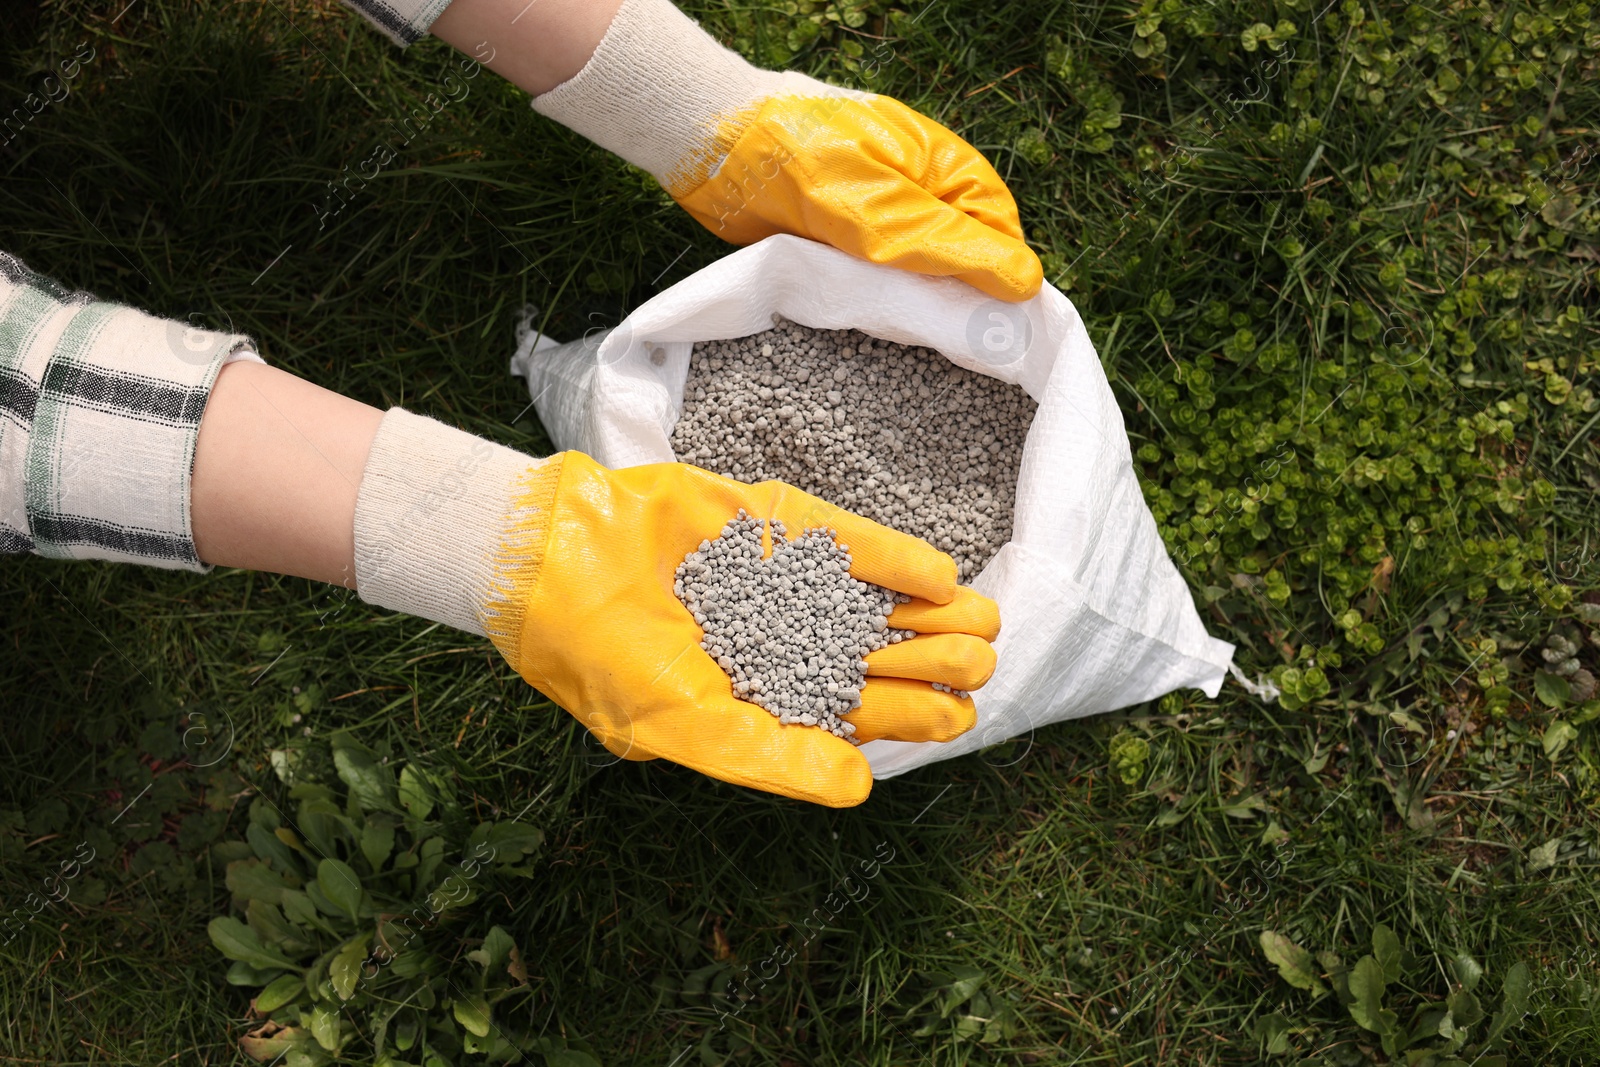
[529,0,1042,302]
[475,451,998,807]
[674,94,1042,303]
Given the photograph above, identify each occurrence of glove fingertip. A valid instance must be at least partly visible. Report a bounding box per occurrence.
[1013,247,1045,299]
[885,586,1000,638]
[970,640,999,690]
[793,738,873,807]
[949,586,1002,641]
[967,245,1043,302]
[950,694,978,738]
[830,755,874,807]
[865,631,996,691]
[836,520,958,604]
[923,693,978,742]
[969,597,1001,642]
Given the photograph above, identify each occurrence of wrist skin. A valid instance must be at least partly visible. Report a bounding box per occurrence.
[429,0,625,96]
[193,362,552,638]
[191,361,383,587]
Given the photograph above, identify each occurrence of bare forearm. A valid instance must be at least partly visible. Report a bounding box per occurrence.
[430,0,624,96]
[121,0,619,593]
[193,0,588,587]
[191,361,384,587]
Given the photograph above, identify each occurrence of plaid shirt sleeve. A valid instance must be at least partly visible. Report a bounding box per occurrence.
[0,252,261,571]
[341,0,457,47]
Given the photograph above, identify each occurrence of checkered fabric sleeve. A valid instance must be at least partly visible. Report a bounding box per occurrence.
[341,0,456,47]
[0,252,261,570]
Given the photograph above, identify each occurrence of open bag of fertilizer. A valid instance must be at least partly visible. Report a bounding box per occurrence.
[510,234,1235,778]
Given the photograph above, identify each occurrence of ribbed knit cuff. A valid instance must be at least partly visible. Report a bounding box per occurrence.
[352,408,556,636]
[530,0,856,194]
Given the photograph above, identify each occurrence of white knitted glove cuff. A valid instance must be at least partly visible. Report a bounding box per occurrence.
[353,408,550,637]
[530,0,854,191]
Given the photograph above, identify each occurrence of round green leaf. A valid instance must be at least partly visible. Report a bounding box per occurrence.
[333,743,397,813]
[1348,956,1397,1034]
[209,916,297,972]
[1372,924,1403,983]
[397,765,436,820]
[256,973,306,1015]
[453,995,491,1038]
[317,858,364,920]
[330,936,368,1001]
[227,959,284,986]
[1260,930,1324,994]
[309,1002,343,1051]
[361,816,397,873]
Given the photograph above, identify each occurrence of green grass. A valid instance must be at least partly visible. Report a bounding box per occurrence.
[1,0,1598,1063]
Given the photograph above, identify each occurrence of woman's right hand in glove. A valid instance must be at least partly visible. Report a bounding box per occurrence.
[351,409,1000,807]
[194,363,998,806]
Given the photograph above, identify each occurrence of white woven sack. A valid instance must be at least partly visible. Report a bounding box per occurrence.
[511,234,1235,778]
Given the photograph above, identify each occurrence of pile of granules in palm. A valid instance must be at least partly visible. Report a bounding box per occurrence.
[674,511,912,739]
[669,321,1035,582]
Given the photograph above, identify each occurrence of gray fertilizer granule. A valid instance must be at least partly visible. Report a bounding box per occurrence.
[675,511,912,739]
[669,321,1035,582]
